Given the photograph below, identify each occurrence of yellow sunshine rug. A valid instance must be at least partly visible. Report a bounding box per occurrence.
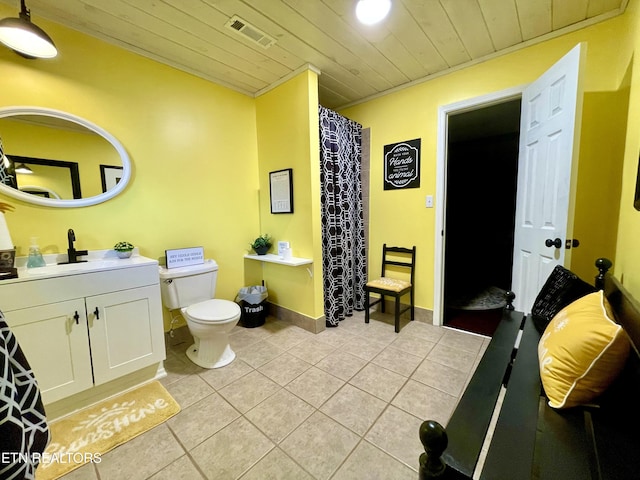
[35,381,180,480]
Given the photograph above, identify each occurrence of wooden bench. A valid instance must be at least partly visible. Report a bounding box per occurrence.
[419,259,640,480]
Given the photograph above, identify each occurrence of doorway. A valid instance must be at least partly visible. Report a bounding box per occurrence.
[434,45,585,333]
[442,99,521,336]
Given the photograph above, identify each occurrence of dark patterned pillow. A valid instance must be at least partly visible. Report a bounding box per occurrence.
[531,265,596,333]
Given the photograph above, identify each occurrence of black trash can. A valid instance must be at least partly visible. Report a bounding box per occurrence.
[237,286,268,328]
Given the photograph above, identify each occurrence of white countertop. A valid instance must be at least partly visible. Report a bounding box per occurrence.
[3,248,158,284]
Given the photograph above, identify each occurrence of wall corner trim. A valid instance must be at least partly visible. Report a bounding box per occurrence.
[255,64,321,98]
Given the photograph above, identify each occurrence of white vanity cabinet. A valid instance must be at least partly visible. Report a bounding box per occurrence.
[5,298,94,403]
[88,284,163,385]
[0,256,165,408]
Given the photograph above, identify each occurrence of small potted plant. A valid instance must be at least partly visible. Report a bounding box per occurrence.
[114,241,135,259]
[250,234,272,255]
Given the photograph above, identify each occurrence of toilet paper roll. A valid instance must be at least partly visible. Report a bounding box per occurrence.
[281,248,292,260]
[0,213,14,250]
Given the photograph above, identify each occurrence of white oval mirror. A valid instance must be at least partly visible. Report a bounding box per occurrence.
[0,106,131,207]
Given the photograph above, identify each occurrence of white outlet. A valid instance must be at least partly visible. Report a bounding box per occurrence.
[426,195,433,208]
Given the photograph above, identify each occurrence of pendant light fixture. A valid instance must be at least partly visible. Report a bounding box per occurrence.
[0,0,57,59]
[355,0,392,25]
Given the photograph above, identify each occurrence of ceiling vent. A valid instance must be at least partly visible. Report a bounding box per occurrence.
[225,15,276,49]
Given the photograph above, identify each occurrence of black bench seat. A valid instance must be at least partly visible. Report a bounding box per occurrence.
[442,308,524,478]
[479,315,542,479]
[419,260,640,480]
[480,316,594,480]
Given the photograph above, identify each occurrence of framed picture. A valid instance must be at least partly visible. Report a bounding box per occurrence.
[6,155,81,198]
[269,168,294,214]
[100,164,123,193]
[635,155,640,211]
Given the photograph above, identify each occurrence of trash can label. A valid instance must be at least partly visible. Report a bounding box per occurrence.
[244,304,264,314]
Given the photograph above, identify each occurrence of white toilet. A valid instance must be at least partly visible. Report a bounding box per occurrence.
[158,259,241,369]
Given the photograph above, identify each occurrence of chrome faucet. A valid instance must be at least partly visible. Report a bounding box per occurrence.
[61,228,88,264]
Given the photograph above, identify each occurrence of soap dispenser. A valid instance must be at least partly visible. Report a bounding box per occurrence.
[26,237,46,268]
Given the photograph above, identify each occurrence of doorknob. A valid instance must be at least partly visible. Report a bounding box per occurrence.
[545,238,562,248]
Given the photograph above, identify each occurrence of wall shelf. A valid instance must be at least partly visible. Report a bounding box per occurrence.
[244,253,312,267]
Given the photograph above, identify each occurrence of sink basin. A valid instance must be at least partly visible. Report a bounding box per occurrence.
[24,260,122,276]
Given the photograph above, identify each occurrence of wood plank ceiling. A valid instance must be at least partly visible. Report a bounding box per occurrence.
[0,0,628,109]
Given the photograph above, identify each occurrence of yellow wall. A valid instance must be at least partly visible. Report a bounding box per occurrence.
[0,6,261,329]
[614,0,640,296]
[571,80,630,281]
[341,15,634,309]
[2,2,640,326]
[255,71,324,320]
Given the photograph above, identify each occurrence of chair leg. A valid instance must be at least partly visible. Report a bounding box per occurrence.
[394,297,400,333]
[380,295,386,313]
[365,290,370,324]
[410,289,415,321]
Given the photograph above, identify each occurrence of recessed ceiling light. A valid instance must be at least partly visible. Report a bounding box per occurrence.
[355,0,391,25]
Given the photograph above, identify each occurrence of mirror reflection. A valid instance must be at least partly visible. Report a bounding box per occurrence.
[0,115,123,201]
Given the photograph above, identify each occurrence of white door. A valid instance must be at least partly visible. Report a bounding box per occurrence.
[511,43,586,313]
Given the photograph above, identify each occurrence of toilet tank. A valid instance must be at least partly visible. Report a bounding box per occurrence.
[158,259,218,310]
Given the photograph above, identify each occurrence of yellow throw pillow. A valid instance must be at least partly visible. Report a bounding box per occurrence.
[538,290,630,409]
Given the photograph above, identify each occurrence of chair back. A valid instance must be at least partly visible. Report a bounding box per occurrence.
[381,244,416,285]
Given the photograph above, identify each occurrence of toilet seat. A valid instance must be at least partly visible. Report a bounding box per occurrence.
[184,299,241,324]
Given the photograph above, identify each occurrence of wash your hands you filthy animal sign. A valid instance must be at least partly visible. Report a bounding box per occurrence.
[383,138,421,190]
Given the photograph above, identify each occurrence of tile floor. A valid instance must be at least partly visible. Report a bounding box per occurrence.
[61,311,489,480]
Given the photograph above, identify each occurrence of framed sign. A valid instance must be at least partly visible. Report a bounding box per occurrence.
[165,246,205,269]
[100,164,123,193]
[383,138,421,190]
[270,168,293,214]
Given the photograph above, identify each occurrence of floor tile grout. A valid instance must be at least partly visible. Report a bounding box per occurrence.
[67,311,486,479]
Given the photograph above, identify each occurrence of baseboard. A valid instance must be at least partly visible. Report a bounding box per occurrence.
[44,362,167,421]
[267,301,433,332]
[371,299,433,324]
[267,302,325,333]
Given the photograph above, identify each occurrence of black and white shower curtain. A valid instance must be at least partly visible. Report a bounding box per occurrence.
[0,136,17,188]
[0,311,50,479]
[319,106,366,327]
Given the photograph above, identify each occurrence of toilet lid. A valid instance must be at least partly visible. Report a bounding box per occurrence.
[186,299,241,323]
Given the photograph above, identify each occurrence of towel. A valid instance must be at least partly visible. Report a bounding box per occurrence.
[0,310,50,479]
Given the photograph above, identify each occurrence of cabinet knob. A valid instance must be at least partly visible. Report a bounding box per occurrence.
[73,311,80,325]
[94,307,100,320]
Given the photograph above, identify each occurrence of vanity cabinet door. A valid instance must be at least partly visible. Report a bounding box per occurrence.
[3,300,94,404]
[87,284,165,385]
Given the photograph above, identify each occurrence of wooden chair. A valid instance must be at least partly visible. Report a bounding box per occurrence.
[364,244,416,333]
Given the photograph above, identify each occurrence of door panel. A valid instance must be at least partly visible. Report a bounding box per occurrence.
[89,285,164,385]
[4,300,93,404]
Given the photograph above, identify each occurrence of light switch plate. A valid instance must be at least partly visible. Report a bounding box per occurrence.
[426,195,433,208]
